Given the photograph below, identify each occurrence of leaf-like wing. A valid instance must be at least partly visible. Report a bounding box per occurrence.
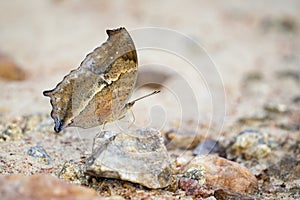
[43,28,137,133]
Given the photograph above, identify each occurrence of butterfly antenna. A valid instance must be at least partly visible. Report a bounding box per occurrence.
[130,90,160,104]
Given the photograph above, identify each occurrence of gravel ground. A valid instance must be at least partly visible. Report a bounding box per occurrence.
[0,0,299,199]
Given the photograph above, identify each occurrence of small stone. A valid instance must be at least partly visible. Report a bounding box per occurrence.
[165,129,200,149]
[193,139,223,156]
[276,70,300,81]
[85,128,175,189]
[238,112,271,125]
[0,51,27,81]
[28,145,52,165]
[57,160,87,185]
[264,102,288,114]
[0,123,23,141]
[261,16,298,33]
[214,189,256,200]
[0,174,101,200]
[178,178,214,198]
[230,130,272,160]
[293,96,300,103]
[23,114,52,133]
[265,157,300,182]
[175,156,191,168]
[182,167,206,185]
[243,71,263,82]
[277,121,300,131]
[181,155,258,194]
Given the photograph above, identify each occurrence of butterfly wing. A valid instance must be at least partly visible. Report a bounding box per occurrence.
[43,28,138,132]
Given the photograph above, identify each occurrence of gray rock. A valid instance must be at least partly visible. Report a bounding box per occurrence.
[193,139,222,156]
[28,145,52,165]
[182,167,206,185]
[85,128,174,189]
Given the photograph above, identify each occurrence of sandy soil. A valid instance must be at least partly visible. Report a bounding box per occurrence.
[0,0,299,199]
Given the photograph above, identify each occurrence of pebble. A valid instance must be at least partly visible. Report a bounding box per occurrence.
[85,128,175,189]
[28,145,52,165]
[0,123,23,141]
[214,189,256,200]
[0,51,27,81]
[193,139,222,156]
[0,174,101,200]
[57,160,87,185]
[238,111,271,125]
[23,114,53,133]
[181,155,258,194]
[264,156,300,184]
[293,95,300,103]
[230,130,272,160]
[182,166,206,185]
[178,178,214,198]
[261,16,298,33]
[264,102,288,114]
[165,129,201,149]
[0,114,51,142]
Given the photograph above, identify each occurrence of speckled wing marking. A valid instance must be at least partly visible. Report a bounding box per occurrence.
[43,27,137,133]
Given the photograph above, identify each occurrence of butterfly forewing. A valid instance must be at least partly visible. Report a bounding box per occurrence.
[43,27,138,132]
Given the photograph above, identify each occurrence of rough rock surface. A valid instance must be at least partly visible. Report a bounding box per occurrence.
[0,174,101,200]
[85,128,175,189]
[230,130,272,160]
[181,155,258,194]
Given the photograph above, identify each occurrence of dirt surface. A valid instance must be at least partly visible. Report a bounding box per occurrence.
[0,0,299,199]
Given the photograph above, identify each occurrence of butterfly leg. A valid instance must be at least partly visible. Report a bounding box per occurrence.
[127,109,136,129]
[101,122,107,131]
[57,160,71,178]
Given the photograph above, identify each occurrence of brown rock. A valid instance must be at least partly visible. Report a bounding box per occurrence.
[0,52,27,81]
[182,155,258,194]
[0,174,101,200]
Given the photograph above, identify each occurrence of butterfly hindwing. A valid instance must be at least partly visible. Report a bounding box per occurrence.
[43,28,138,132]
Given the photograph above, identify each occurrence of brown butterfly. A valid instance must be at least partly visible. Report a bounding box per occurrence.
[44,27,158,133]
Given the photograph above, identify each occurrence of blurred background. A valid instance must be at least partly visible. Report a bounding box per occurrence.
[0,0,299,127]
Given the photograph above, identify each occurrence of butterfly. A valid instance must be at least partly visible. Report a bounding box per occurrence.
[44,27,157,133]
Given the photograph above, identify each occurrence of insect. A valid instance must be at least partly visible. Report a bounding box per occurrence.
[44,27,158,133]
